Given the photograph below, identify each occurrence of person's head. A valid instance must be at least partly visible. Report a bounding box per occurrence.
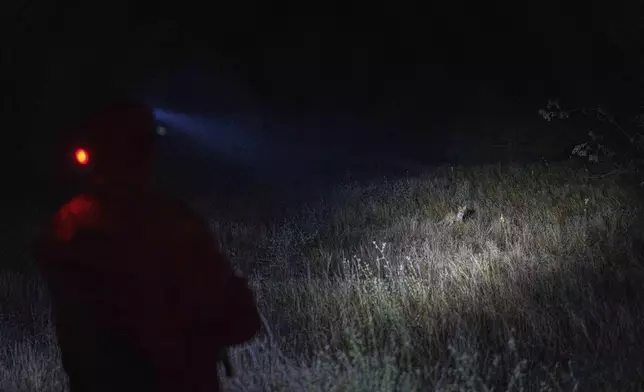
[77,97,157,190]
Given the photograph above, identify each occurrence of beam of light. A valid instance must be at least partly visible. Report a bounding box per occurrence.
[152,108,269,169]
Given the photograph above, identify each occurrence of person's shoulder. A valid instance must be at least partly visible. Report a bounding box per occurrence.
[147,191,209,236]
[50,193,104,241]
[149,191,199,221]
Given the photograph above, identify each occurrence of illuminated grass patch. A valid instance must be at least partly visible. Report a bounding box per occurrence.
[3,163,644,391]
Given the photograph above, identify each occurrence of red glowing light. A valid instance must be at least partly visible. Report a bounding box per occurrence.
[74,148,89,165]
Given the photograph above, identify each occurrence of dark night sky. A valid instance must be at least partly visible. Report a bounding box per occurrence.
[5,0,644,198]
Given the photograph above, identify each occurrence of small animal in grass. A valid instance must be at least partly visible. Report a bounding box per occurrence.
[441,205,475,226]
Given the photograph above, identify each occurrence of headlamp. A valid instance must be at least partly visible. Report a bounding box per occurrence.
[74,148,90,166]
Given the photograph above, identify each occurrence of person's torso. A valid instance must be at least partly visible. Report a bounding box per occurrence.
[45,190,209,372]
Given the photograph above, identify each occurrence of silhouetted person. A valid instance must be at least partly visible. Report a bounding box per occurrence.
[34,98,261,392]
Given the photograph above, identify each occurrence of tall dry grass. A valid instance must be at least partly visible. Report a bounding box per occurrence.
[2,163,644,391]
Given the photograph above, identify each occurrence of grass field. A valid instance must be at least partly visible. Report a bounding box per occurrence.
[2,162,644,391]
